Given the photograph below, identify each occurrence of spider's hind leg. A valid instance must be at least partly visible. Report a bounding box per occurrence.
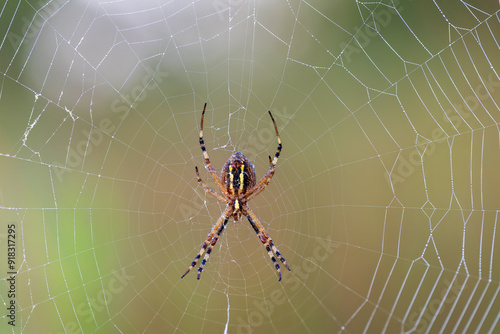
[181,207,231,279]
[244,206,290,281]
[196,218,228,279]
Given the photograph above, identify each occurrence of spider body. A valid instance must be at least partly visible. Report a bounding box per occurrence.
[181,103,290,281]
[221,152,256,219]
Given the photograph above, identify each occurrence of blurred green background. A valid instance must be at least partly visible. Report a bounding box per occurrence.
[1,1,499,333]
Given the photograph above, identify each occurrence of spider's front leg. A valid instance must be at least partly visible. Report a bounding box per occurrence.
[198,103,228,195]
[245,109,282,201]
[182,206,231,279]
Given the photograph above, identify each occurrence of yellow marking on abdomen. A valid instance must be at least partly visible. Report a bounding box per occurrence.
[229,166,234,191]
[239,165,245,191]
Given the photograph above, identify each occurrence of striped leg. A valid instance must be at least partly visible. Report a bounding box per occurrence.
[181,206,231,279]
[267,110,282,168]
[245,110,282,200]
[245,156,275,202]
[195,166,228,203]
[197,217,229,279]
[244,205,290,281]
[198,103,227,195]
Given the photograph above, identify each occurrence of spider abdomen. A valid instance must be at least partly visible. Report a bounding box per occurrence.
[221,152,256,196]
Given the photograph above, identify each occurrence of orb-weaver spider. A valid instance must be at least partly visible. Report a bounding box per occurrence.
[181,103,290,281]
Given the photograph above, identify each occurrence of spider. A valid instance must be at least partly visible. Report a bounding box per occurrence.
[181,103,291,281]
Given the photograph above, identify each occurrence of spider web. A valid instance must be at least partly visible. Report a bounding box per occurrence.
[1,0,499,333]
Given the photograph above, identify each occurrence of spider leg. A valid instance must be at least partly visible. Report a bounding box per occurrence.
[245,110,282,200]
[243,205,290,281]
[195,166,228,203]
[245,156,274,202]
[199,103,228,196]
[181,206,231,279]
[197,217,229,279]
[267,110,282,168]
